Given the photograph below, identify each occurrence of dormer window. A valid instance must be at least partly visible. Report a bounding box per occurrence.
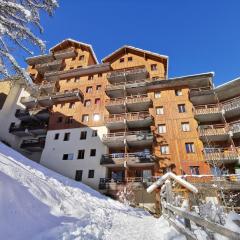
[119,58,124,63]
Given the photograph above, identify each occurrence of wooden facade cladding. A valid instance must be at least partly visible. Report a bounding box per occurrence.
[25,39,240,179]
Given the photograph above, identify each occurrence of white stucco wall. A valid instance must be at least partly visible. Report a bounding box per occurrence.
[0,82,41,162]
[40,126,108,189]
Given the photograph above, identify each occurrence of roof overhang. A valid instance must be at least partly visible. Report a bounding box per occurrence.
[147,72,214,90]
[215,77,240,101]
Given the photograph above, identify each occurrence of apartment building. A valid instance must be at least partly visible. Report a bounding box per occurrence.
[4,39,240,196]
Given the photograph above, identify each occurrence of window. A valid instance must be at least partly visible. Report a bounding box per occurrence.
[84,99,91,107]
[79,55,84,61]
[178,104,186,113]
[54,133,59,140]
[93,113,100,121]
[128,56,133,62]
[65,116,73,124]
[75,170,83,181]
[82,114,89,122]
[66,79,71,83]
[57,116,63,123]
[154,91,161,98]
[158,124,166,133]
[152,76,159,80]
[90,149,96,157]
[60,103,65,108]
[181,122,190,132]
[190,166,200,175]
[69,102,75,109]
[92,130,98,137]
[98,73,102,78]
[95,98,100,105]
[119,58,124,63]
[77,65,82,68]
[88,75,93,80]
[80,131,87,140]
[175,89,183,96]
[78,150,85,159]
[62,153,74,160]
[156,106,164,115]
[72,88,78,92]
[63,132,70,141]
[96,85,101,91]
[151,64,157,71]
[88,170,94,178]
[86,86,93,93]
[185,142,195,153]
[72,56,76,61]
[160,145,169,154]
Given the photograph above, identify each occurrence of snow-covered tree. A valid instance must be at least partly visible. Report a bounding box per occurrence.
[0,0,58,84]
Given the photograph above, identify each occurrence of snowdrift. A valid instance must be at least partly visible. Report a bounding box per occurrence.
[0,143,185,240]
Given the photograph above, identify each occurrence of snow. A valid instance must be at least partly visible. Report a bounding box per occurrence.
[0,143,185,240]
[147,172,198,194]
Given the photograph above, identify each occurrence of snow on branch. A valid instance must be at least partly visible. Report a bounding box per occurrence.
[0,0,58,84]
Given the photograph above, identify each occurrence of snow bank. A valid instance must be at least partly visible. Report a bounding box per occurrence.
[0,143,185,240]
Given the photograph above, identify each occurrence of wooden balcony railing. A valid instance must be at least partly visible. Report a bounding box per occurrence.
[230,121,240,134]
[190,86,213,93]
[104,111,152,123]
[198,124,229,136]
[105,79,152,91]
[101,151,153,165]
[203,148,239,162]
[105,94,150,106]
[102,130,153,139]
[222,96,240,112]
[107,66,148,79]
[194,104,221,115]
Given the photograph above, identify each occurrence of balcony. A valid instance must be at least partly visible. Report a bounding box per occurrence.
[35,60,65,74]
[189,87,217,105]
[105,94,152,114]
[198,124,230,142]
[105,79,151,98]
[20,137,45,152]
[104,112,153,130]
[100,152,154,167]
[9,123,47,137]
[107,67,148,84]
[15,109,49,122]
[102,131,154,148]
[53,48,77,60]
[21,90,83,108]
[203,148,239,164]
[230,121,240,138]
[222,96,240,119]
[99,177,157,190]
[194,104,223,122]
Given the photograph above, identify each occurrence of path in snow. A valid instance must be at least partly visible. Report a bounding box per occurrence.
[0,143,185,240]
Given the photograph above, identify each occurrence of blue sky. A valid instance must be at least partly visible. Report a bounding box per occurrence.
[19,0,240,85]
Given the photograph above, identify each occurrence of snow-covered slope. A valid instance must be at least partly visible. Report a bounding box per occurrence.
[0,143,185,240]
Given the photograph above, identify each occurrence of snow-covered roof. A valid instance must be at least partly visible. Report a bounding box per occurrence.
[168,71,215,81]
[102,45,168,63]
[147,172,198,194]
[215,76,240,90]
[49,38,99,64]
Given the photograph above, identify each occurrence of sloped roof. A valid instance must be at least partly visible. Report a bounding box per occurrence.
[49,38,98,64]
[102,45,168,63]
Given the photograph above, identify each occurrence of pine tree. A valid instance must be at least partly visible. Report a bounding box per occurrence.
[0,0,58,84]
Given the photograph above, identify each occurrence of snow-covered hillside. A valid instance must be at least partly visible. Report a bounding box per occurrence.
[0,143,185,240]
